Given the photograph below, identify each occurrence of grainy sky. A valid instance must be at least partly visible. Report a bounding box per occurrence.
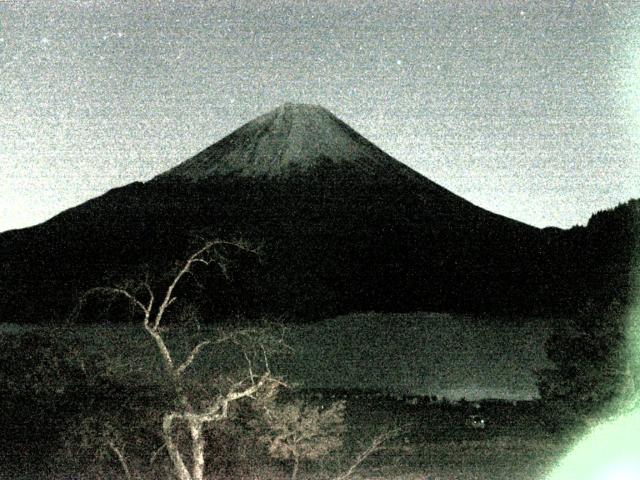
[1,0,639,232]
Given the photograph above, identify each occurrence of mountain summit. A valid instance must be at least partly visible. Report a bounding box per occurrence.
[160,103,413,179]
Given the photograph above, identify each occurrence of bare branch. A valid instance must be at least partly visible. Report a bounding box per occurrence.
[75,286,151,325]
[140,282,155,326]
[190,258,212,266]
[333,428,400,480]
[244,351,255,385]
[261,344,271,373]
[176,340,212,376]
[193,372,278,423]
[107,440,134,480]
[144,323,175,371]
[153,239,256,330]
[153,242,214,330]
[149,443,167,466]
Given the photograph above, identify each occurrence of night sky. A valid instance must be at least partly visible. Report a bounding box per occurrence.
[2,0,639,232]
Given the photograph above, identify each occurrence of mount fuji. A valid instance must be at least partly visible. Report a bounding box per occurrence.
[0,104,636,323]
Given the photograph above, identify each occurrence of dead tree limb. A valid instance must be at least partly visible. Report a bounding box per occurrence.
[75,240,281,480]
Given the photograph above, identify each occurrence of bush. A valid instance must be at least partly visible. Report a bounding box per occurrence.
[254,398,346,480]
[536,300,634,426]
[0,328,113,398]
[0,328,123,473]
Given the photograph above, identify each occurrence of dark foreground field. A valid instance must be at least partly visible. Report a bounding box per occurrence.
[300,396,569,480]
[0,392,571,479]
[0,322,570,479]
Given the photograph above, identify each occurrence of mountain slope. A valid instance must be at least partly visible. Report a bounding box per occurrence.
[0,105,636,323]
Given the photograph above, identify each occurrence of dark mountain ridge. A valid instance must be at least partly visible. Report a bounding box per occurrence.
[1,104,637,323]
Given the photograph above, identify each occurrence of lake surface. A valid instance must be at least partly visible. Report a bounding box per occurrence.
[1,312,554,400]
[278,312,553,400]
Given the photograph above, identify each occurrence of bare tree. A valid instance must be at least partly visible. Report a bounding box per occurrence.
[257,399,346,480]
[256,397,400,480]
[75,240,285,480]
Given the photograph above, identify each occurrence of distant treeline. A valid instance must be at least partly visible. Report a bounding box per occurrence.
[287,387,533,406]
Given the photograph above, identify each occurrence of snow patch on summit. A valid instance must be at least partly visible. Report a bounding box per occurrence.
[158,103,415,180]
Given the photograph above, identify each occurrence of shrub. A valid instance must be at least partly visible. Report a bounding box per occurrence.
[255,399,346,480]
[536,300,635,427]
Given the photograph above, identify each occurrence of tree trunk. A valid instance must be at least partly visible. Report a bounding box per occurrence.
[190,420,206,480]
[163,414,192,480]
[107,441,133,480]
[291,456,300,480]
